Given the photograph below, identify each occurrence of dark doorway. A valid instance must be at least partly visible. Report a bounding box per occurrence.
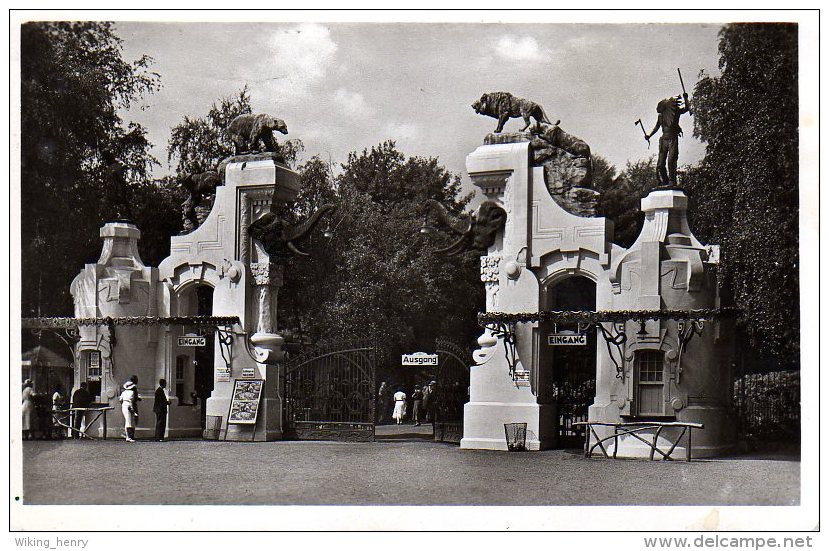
[543,276,597,447]
[193,285,214,430]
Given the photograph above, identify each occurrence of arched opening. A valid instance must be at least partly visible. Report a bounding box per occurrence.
[540,275,597,448]
[175,283,215,430]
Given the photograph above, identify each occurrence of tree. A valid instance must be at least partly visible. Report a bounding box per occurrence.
[595,156,655,248]
[167,86,304,175]
[277,142,482,383]
[276,156,341,339]
[687,23,799,362]
[21,22,161,316]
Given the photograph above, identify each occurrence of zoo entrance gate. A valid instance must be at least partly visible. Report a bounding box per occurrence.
[283,339,377,442]
[281,338,472,444]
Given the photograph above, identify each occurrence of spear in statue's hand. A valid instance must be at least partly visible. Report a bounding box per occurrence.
[677,67,692,114]
[635,118,650,149]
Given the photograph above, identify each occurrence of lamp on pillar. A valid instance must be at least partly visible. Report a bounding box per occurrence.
[418,211,436,235]
[322,213,346,240]
[637,320,649,336]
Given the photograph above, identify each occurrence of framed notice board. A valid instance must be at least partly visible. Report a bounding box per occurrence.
[227,379,264,425]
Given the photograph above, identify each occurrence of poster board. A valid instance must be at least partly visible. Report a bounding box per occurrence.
[227,379,264,425]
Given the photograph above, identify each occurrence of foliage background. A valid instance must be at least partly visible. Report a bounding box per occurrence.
[20,22,800,377]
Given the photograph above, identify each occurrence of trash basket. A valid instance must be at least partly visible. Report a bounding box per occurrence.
[203,415,223,440]
[504,422,527,451]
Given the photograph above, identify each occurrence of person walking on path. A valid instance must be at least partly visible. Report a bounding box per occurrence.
[422,382,434,423]
[392,388,407,425]
[22,380,35,441]
[120,380,138,442]
[377,381,391,423]
[153,379,171,442]
[70,382,93,439]
[51,385,65,439]
[411,385,424,426]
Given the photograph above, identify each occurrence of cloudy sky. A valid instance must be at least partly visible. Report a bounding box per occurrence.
[116,21,722,197]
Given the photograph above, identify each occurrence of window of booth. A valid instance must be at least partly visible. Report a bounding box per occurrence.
[635,350,666,416]
[86,351,102,401]
[175,355,187,403]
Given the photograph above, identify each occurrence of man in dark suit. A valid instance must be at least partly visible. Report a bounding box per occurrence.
[70,382,93,439]
[153,379,171,442]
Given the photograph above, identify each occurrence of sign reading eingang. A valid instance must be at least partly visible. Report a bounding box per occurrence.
[178,336,206,347]
[547,333,587,346]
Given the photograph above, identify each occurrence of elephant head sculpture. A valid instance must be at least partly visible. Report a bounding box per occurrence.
[425,199,507,256]
[247,204,336,257]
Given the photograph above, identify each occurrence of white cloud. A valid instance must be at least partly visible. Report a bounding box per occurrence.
[333,88,373,118]
[257,23,338,100]
[383,121,421,142]
[494,34,547,61]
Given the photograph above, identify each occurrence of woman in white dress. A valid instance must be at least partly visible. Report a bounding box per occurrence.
[51,385,64,439]
[22,380,35,440]
[392,388,407,425]
[119,380,138,442]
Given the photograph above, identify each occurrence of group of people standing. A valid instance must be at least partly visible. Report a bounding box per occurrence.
[20,379,71,440]
[378,381,436,426]
[21,376,172,442]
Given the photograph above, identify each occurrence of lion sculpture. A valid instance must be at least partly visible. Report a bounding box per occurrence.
[472,92,554,133]
[226,113,288,155]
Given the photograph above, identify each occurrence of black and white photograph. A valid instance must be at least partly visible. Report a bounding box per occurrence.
[9,8,819,540]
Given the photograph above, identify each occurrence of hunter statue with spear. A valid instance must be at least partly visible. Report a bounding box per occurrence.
[637,68,693,188]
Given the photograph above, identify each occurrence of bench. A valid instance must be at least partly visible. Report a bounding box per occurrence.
[572,421,704,462]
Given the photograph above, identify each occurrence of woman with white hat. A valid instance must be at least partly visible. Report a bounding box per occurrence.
[119,380,138,442]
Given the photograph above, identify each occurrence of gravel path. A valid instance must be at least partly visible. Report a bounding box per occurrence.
[19,438,799,506]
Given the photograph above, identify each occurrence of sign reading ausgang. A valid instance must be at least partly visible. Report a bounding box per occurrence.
[401,353,439,366]
[547,333,587,346]
[178,336,206,347]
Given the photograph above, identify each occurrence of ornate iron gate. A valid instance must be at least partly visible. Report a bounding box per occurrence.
[553,332,596,445]
[283,339,376,442]
[433,339,471,443]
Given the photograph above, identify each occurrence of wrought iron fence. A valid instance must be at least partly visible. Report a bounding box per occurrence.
[733,370,800,441]
[433,338,471,444]
[283,339,376,442]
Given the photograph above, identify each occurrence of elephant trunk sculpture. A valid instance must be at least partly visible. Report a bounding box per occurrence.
[247,204,336,257]
[425,199,507,256]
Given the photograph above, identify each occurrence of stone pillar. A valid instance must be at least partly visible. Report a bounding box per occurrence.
[248,261,285,364]
[206,155,298,442]
[461,141,554,450]
[461,135,615,451]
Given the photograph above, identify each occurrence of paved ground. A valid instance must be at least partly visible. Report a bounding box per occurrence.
[19,425,799,506]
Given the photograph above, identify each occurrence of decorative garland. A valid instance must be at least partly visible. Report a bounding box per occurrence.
[479,308,738,382]
[21,316,241,329]
[478,308,738,326]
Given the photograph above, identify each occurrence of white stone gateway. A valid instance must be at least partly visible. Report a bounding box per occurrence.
[462,139,735,457]
[71,156,300,441]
